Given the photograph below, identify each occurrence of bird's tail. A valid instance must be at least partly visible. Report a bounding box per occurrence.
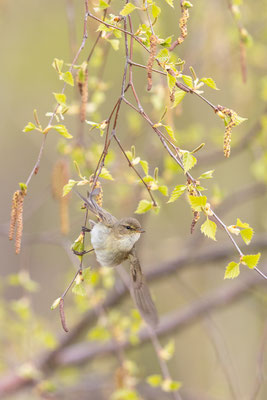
[128,250,159,328]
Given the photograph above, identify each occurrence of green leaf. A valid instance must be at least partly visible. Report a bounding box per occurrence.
[158,185,168,196]
[240,228,254,245]
[167,185,187,203]
[108,39,120,51]
[164,0,174,8]
[198,170,214,179]
[140,160,149,175]
[167,73,176,91]
[224,262,240,279]
[63,179,77,196]
[183,1,193,8]
[235,115,247,126]
[135,199,152,214]
[111,389,139,400]
[201,218,217,241]
[88,325,111,341]
[146,374,163,387]
[19,182,28,192]
[171,89,186,108]
[52,124,73,138]
[236,218,249,229]
[120,3,136,16]
[182,75,193,88]
[52,58,63,73]
[182,151,197,173]
[62,71,74,86]
[51,297,61,310]
[152,4,161,18]
[72,283,86,297]
[53,92,66,105]
[188,195,207,211]
[99,0,110,9]
[23,122,37,132]
[160,339,175,360]
[242,253,261,269]
[162,379,182,392]
[200,77,219,90]
[99,167,114,180]
[164,125,176,141]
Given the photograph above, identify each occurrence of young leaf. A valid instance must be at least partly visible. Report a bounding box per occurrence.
[63,179,77,196]
[72,283,86,297]
[164,125,176,141]
[235,115,247,126]
[99,0,110,9]
[62,71,74,86]
[168,185,187,203]
[164,0,174,8]
[51,297,61,310]
[240,228,254,245]
[162,379,182,392]
[146,375,162,387]
[52,124,73,138]
[140,160,149,175]
[242,253,261,269]
[158,185,168,196]
[224,262,240,279]
[120,3,136,16]
[108,39,120,51]
[160,339,175,360]
[236,218,249,229]
[200,77,219,90]
[167,73,176,91]
[201,218,217,241]
[198,170,214,180]
[182,152,197,173]
[53,92,66,105]
[52,58,64,73]
[23,122,37,132]
[152,4,161,18]
[182,75,193,88]
[99,167,114,180]
[171,89,186,108]
[188,195,207,211]
[135,200,152,214]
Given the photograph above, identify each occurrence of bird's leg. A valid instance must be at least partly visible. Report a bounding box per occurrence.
[82,226,91,233]
[72,248,94,256]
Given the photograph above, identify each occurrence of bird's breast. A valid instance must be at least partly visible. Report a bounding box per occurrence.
[90,223,140,267]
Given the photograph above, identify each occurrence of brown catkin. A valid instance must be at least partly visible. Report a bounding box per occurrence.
[191,211,200,234]
[15,192,26,254]
[51,160,70,235]
[217,105,237,158]
[89,176,103,207]
[147,35,158,91]
[60,199,69,235]
[80,67,88,122]
[9,190,20,240]
[169,2,190,50]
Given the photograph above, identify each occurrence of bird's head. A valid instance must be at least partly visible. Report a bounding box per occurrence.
[115,217,145,237]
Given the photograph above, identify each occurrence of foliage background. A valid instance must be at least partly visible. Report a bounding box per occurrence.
[0,0,267,399]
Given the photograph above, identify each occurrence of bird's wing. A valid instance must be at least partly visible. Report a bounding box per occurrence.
[74,189,117,227]
[128,248,158,328]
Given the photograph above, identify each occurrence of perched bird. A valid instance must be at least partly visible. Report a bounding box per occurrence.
[75,190,158,328]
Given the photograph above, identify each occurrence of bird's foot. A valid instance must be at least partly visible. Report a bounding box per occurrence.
[72,248,94,256]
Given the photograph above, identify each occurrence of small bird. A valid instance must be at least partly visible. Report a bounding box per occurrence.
[75,190,158,328]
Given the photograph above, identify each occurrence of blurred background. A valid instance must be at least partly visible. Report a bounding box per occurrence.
[0,0,267,399]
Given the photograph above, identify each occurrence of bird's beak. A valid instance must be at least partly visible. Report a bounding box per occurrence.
[137,228,145,233]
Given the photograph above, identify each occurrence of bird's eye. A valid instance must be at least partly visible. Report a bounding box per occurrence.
[126,225,131,230]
